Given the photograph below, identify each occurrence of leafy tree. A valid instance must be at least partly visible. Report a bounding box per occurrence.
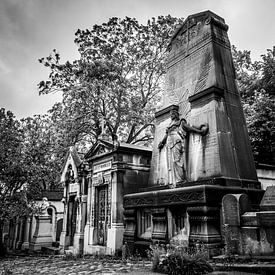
[0,109,31,255]
[242,90,275,164]
[232,46,275,165]
[38,16,183,146]
[259,46,275,95]
[20,114,65,190]
[231,45,261,99]
[0,110,64,255]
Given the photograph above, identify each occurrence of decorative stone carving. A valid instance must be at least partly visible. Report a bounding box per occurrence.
[158,109,208,186]
[65,164,75,183]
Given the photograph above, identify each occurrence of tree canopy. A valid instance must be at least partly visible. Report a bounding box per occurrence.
[37,17,274,164]
[38,15,183,146]
[232,46,275,165]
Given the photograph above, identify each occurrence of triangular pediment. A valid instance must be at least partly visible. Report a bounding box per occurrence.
[84,139,114,160]
[60,146,82,183]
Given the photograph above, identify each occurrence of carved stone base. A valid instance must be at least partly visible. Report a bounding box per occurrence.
[123,184,263,256]
[73,233,84,255]
[59,230,70,253]
[151,208,167,241]
[29,215,52,252]
[21,241,29,250]
[123,209,136,254]
[107,223,124,253]
[188,206,222,256]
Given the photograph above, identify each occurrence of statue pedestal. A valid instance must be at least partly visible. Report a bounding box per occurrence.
[29,215,52,251]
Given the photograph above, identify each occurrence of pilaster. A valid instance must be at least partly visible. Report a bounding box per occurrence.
[22,217,31,250]
[151,208,167,242]
[188,206,221,256]
[60,199,68,251]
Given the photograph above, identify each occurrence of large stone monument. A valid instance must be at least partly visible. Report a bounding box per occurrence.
[124,10,263,256]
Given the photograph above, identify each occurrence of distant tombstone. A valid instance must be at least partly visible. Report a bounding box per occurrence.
[222,194,251,254]
[260,186,275,211]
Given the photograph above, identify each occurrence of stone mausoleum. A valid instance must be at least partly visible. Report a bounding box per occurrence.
[59,142,151,255]
[57,10,275,257]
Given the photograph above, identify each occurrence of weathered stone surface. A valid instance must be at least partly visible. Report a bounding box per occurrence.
[124,185,262,208]
[123,10,264,257]
[260,186,275,211]
[222,194,251,226]
[149,10,259,187]
[222,194,252,255]
[242,212,259,227]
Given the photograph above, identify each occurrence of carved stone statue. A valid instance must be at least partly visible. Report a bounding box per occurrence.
[158,109,208,186]
[41,197,50,216]
[65,164,75,183]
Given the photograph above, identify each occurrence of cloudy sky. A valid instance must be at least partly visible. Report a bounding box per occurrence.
[1,0,274,118]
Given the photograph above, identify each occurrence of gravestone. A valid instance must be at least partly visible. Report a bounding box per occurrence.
[222,194,251,254]
[257,186,275,252]
[260,186,275,211]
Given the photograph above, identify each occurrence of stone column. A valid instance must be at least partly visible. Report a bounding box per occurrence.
[188,206,221,257]
[84,175,92,253]
[123,209,136,253]
[107,170,124,254]
[28,216,33,243]
[16,218,24,249]
[151,208,167,243]
[8,220,14,249]
[22,217,31,250]
[81,195,87,232]
[12,218,19,250]
[167,209,173,240]
[59,199,68,252]
[73,196,84,255]
[90,181,97,245]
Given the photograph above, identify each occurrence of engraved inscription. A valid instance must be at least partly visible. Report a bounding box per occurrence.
[261,186,275,206]
[194,48,212,94]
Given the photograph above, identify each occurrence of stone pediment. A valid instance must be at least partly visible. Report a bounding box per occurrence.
[84,139,114,160]
[60,146,82,183]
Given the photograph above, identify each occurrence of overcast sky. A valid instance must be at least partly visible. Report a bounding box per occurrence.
[1,0,274,119]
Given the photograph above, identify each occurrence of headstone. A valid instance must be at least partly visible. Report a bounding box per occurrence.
[222,194,250,254]
[257,186,275,252]
[223,194,241,226]
[260,186,275,211]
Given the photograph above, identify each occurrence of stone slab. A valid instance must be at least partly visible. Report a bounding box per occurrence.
[260,186,275,211]
[124,184,263,208]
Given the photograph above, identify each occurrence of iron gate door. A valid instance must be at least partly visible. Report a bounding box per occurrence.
[97,185,108,245]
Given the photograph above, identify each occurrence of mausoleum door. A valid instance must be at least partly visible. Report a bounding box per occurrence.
[96,185,108,246]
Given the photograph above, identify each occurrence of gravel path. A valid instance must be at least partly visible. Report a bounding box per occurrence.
[0,256,161,275]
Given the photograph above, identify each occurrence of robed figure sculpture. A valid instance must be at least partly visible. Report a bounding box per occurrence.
[158,109,208,186]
